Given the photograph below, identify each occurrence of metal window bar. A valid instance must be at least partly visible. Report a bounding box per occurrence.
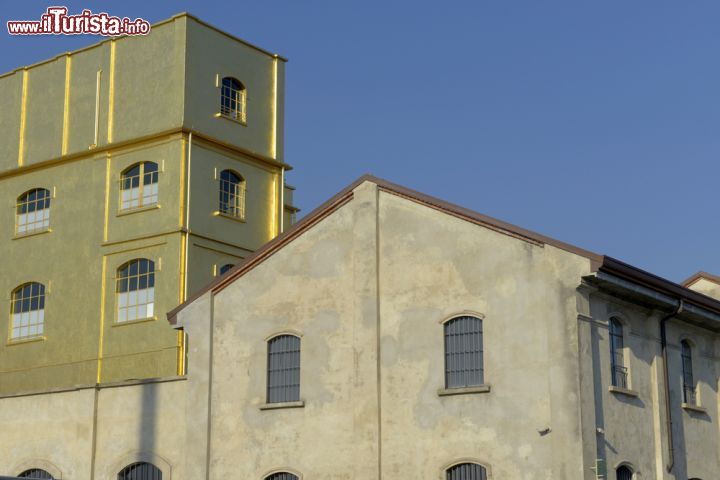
[616,465,633,480]
[444,316,483,388]
[218,171,246,218]
[120,162,158,210]
[446,463,487,480]
[609,319,627,388]
[16,188,51,235]
[220,77,246,122]
[267,335,301,403]
[18,469,54,479]
[117,462,162,480]
[265,474,299,480]
[10,282,46,340]
[681,341,696,404]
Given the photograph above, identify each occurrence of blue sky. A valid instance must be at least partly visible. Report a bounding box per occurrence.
[2,1,718,282]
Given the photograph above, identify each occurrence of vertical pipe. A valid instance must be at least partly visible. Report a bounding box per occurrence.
[660,299,684,473]
[280,167,285,234]
[93,70,102,148]
[184,132,193,301]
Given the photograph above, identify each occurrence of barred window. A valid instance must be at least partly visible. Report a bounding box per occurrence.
[446,463,487,480]
[10,282,46,340]
[609,318,627,388]
[219,264,234,275]
[444,315,484,388]
[267,334,301,403]
[220,77,246,122]
[117,462,162,480]
[121,162,158,210]
[117,259,155,323]
[218,169,246,219]
[19,469,54,479]
[616,465,633,480]
[265,473,298,480]
[16,188,51,235]
[681,340,696,404]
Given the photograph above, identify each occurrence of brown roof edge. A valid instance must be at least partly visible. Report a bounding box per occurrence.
[599,257,720,314]
[681,271,720,288]
[364,175,604,267]
[166,174,374,324]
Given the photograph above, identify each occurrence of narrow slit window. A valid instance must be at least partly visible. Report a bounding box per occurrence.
[117,259,155,323]
[219,264,234,275]
[681,340,696,404]
[120,162,159,210]
[444,316,484,388]
[16,188,51,235]
[10,282,46,340]
[220,76,246,122]
[609,318,627,388]
[267,334,301,403]
[616,465,633,480]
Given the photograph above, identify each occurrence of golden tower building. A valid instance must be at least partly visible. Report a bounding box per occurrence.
[0,13,297,394]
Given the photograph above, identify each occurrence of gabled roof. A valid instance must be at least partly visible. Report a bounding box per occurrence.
[682,271,720,288]
[167,174,720,323]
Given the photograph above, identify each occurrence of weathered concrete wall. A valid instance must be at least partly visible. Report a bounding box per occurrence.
[203,180,593,479]
[0,378,187,479]
[578,288,720,479]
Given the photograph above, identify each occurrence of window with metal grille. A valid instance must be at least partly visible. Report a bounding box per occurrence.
[446,463,487,480]
[219,264,234,275]
[616,465,633,480]
[10,282,46,340]
[117,462,162,480]
[267,334,301,403]
[16,188,51,235]
[681,340,696,404]
[444,315,484,388]
[220,77,246,122]
[609,318,627,388]
[121,162,159,210]
[218,169,246,219]
[117,259,155,323]
[265,473,299,480]
[18,468,54,479]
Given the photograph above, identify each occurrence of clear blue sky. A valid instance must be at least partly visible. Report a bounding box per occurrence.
[2,1,718,282]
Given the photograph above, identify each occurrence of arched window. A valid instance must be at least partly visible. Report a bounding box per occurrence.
[267,334,301,403]
[218,169,246,219]
[681,340,696,404]
[117,259,155,323]
[10,282,46,340]
[219,264,234,275]
[265,473,299,480]
[16,188,51,235]
[444,315,484,388]
[220,77,246,122]
[121,162,159,210]
[117,462,162,480]
[446,463,487,480]
[19,469,54,479]
[616,465,633,480]
[609,318,627,388]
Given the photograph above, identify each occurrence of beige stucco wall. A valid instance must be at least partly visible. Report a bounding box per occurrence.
[195,181,594,479]
[578,287,720,479]
[687,278,720,302]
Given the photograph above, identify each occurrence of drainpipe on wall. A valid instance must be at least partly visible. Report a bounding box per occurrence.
[184,132,193,301]
[660,298,684,473]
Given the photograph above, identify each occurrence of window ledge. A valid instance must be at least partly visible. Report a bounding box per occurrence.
[259,400,305,410]
[13,227,52,240]
[609,385,639,398]
[117,204,161,217]
[213,211,246,223]
[214,112,247,126]
[438,385,491,396]
[113,316,157,327]
[682,403,707,414]
[7,335,46,346]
